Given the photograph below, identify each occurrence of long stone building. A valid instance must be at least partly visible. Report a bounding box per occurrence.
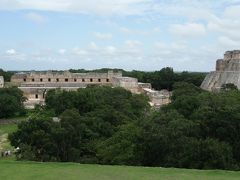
[10,70,171,108]
[201,50,240,91]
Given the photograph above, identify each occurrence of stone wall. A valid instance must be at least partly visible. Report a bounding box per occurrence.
[224,50,240,61]
[138,82,152,89]
[142,88,171,107]
[11,70,122,85]
[0,76,4,88]
[216,59,225,71]
[112,77,139,93]
[11,70,123,108]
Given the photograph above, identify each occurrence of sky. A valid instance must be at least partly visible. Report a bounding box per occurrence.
[0,0,240,72]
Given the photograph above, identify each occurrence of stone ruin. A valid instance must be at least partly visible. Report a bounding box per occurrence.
[0,76,4,88]
[11,70,170,108]
[201,50,240,92]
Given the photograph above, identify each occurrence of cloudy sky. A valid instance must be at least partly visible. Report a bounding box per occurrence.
[0,0,240,71]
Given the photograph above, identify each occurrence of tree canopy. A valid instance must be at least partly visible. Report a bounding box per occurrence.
[10,86,149,163]
[0,87,26,118]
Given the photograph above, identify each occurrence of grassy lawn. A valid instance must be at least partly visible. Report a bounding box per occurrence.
[0,124,18,135]
[0,160,239,180]
[0,122,240,180]
[0,123,18,158]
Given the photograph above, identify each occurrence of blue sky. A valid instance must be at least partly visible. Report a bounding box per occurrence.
[0,0,240,71]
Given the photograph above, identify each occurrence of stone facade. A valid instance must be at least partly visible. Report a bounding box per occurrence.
[142,88,171,107]
[112,77,139,94]
[11,70,171,108]
[0,76,4,88]
[11,70,121,108]
[201,50,240,91]
[11,70,122,85]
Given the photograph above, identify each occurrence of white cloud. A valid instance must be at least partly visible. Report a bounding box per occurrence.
[0,0,150,16]
[120,27,149,35]
[125,40,142,47]
[6,49,16,55]
[169,23,206,38]
[125,40,142,48]
[73,48,88,55]
[0,0,238,19]
[105,46,117,55]
[152,41,220,71]
[58,49,66,54]
[154,42,188,55]
[153,27,161,33]
[93,32,112,40]
[0,0,21,10]
[88,42,98,51]
[120,26,161,36]
[120,27,133,34]
[25,12,46,24]
[218,36,240,48]
[207,5,240,41]
[3,49,26,61]
[147,0,238,21]
[224,5,240,18]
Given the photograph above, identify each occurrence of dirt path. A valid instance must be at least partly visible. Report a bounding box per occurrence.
[0,119,19,125]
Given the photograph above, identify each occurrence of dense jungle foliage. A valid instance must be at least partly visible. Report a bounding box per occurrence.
[8,84,240,170]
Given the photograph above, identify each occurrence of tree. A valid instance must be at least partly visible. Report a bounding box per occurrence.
[9,118,58,161]
[175,71,206,87]
[0,87,26,118]
[139,107,236,169]
[150,67,175,90]
[97,123,142,165]
[45,86,149,118]
[171,82,203,100]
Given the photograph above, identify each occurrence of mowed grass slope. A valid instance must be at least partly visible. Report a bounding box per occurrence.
[0,160,240,180]
[0,123,18,135]
[1,123,240,180]
[0,123,17,152]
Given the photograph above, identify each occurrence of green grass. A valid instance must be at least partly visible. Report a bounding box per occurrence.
[0,160,240,180]
[0,123,18,157]
[0,124,18,135]
[0,122,240,180]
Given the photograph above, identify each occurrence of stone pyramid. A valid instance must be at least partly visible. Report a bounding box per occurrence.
[201,50,240,92]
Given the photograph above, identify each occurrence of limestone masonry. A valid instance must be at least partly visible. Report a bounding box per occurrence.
[10,70,170,108]
[201,50,240,91]
[0,76,4,88]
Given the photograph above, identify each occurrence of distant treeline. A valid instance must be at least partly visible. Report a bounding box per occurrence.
[70,67,207,90]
